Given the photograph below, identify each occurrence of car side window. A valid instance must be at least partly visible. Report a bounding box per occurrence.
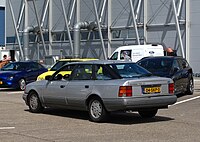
[110,52,118,60]
[182,59,188,68]
[62,64,76,71]
[52,64,75,81]
[94,65,112,80]
[51,61,70,71]
[172,59,180,72]
[4,63,15,70]
[37,63,45,69]
[137,60,145,67]
[173,60,179,68]
[178,59,188,69]
[71,64,93,80]
[120,50,131,60]
[18,63,27,70]
[139,60,156,72]
[30,63,40,70]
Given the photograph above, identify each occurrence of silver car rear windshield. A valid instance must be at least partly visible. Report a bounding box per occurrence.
[108,63,152,78]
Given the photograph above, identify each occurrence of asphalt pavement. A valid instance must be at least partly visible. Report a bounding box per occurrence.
[0,78,199,142]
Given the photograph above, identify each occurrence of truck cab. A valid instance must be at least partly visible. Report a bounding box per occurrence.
[109,44,164,62]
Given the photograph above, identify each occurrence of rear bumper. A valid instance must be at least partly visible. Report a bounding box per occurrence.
[103,95,177,111]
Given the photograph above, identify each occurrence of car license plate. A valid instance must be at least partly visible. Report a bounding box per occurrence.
[0,81,3,85]
[143,87,161,94]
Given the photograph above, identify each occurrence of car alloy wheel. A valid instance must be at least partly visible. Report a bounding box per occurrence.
[19,78,26,91]
[186,77,194,95]
[89,97,107,122]
[28,91,43,113]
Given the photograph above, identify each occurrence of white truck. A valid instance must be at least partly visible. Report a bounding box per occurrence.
[0,49,20,61]
[109,44,164,62]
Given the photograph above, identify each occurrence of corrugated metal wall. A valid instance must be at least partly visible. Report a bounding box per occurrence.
[0,7,5,46]
[5,0,200,74]
[190,0,200,75]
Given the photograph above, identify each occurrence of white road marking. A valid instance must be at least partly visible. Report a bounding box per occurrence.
[0,127,15,130]
[171,96,200,106]
[194,78,200,82]
[6,92,23,94]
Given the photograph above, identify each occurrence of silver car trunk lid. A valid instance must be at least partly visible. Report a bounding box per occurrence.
[123,77,173,96]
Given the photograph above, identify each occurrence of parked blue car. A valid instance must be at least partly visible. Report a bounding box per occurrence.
[0,61,47,90]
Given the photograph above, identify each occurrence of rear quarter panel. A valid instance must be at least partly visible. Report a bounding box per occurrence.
[92,79,124,99]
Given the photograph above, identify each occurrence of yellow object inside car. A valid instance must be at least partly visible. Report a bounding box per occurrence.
[37,58,97,81]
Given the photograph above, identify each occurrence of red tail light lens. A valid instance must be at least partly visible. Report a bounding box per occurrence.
[168,83,174,94]
[118,86,132,97]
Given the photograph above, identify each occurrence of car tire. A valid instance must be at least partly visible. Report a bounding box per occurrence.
[186,75,194,95]
[138,109,158,118]
[19,78,26,91]
[28,91,44,113]
[88,97,108,122]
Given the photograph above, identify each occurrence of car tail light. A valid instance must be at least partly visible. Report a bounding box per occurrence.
[168,83,174,94]
[118,86,132,97]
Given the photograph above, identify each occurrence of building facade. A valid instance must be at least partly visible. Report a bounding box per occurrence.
[5,0,200,74]
[0,0,5,47]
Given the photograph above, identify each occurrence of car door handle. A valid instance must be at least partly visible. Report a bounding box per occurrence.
[60,85,65,88]
[85,85,89,88]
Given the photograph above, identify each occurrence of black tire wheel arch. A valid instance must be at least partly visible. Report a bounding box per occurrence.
[88,97,108,122]
[186,75,194,95]
[28,91,44,113]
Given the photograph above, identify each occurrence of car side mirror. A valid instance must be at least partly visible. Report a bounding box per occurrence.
[45,75,51,80]
[182,62,186,68]
[173,67,179,73]
[63,74,70,79]
[55,74,63,80]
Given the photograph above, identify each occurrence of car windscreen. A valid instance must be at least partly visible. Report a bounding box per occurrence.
[108,63,152,78]
[138,58,173,76]
[1,62,27,71]
[50,61,73,71]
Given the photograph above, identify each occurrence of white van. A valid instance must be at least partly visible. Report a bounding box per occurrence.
[109,44,164,62]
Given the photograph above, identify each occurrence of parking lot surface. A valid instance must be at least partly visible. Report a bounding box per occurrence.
[0,78,200,142]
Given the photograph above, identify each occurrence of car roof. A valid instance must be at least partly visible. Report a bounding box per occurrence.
[139,56,184,61]
[65,60,134,65]
[58,58,98,62]
[11,61,38,63]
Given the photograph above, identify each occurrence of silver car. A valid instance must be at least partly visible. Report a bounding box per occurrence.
[23,60,177,122]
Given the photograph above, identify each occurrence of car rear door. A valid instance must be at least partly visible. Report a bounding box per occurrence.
[23,63,39,83]
[178,58,190,89]
[172,58,188,94]
[171,59,183,94]
[28,62,46,82]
